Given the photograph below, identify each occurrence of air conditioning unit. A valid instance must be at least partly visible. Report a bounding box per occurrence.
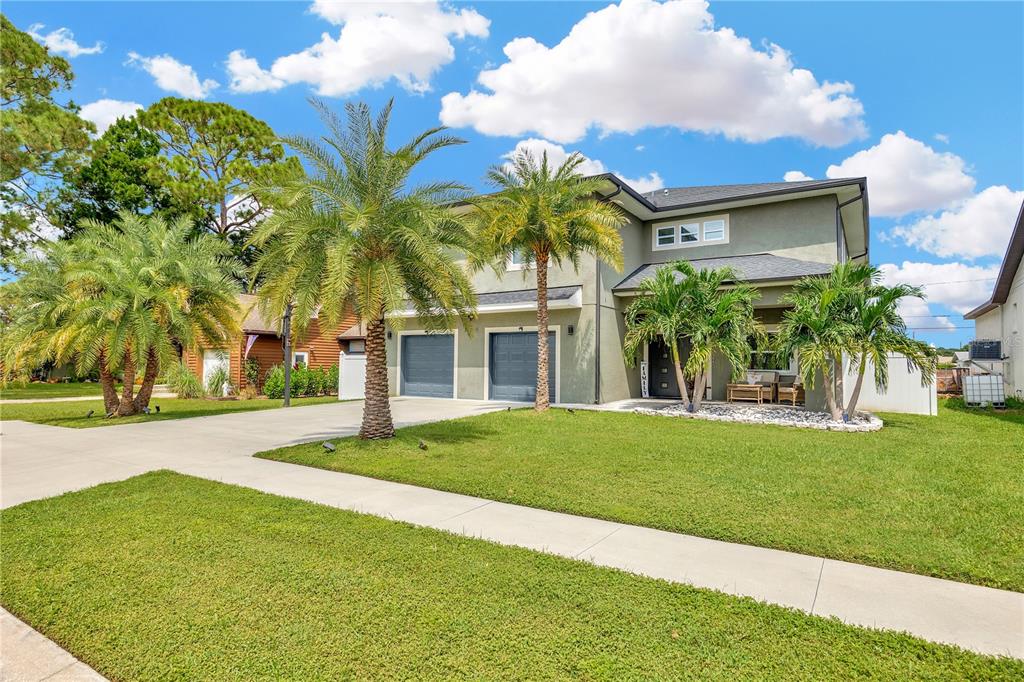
[969,339,1002,361]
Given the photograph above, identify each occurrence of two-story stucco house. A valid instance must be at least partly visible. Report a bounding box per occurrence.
[385,176,869,411]
[965,200,1024,399]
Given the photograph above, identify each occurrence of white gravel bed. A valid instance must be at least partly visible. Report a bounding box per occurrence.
[635,402,883,432]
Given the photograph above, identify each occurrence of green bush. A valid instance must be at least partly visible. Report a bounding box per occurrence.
[263,365,285,399]
[290,365,310,396]
[166,361,205,399]
[205,366,232,396]
[327,364,339,394]
[243,358,261,389]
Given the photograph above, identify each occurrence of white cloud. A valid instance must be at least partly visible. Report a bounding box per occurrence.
[440,0,866,146]
[891,185,1024,260]
[78,99,143,134]
[783,170,814,182]
[503,138,663,193]
[127,52,218,99]
[879,261,1000,329]
[27,24,103,57]
[826,131,975,217]
[226,50,285,93]
[934,133,949,144]
[231,0,489,96]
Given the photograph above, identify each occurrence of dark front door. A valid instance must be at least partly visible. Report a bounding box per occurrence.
[400,334,454,398]
[489,331,556,402]
[648,337,693,399]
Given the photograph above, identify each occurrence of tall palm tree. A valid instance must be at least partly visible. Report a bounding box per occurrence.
[845,273,936,418]
[472,150,626,411]
[675,262,761,410]
[777,261,872,421]
[2,212,241,415]
[622,263,694,410]
[250,99,476,439]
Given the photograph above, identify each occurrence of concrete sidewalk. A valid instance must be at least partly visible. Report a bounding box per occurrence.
[2,397,1022,675]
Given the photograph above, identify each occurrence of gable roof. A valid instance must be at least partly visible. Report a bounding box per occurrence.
[612,253,834,292]
[637,179,862,209]
[964,200,1024,320]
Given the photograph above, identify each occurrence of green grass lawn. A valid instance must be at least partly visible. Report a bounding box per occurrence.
[1,472,1017,680]
[0,381,121,400]
[259,402,1024,592]
[0,395,338,428]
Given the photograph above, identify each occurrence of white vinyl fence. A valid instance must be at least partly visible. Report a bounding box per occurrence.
[338,352,366,400]
[842,353,937,416]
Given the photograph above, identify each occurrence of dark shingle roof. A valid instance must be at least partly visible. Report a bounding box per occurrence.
[638,179,858,209]
[402,286,580,311]
[612,254,833,291]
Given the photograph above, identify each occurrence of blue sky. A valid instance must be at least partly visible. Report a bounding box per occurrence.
[9,0,1023,346]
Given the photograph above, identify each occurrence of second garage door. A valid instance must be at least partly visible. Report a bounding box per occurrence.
[489,331,556,402]
[400,334,454,398]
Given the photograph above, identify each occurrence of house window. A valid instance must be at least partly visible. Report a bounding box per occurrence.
[703,219,726,241]
[656,226,675,246]
[292,351,309,367]
[748,336,794,371]
[652,214,729,250]
[348,340,365,354]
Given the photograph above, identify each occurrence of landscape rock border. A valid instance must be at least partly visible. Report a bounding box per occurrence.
[635,402,883,432]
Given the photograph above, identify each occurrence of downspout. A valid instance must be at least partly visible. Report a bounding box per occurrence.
[593,184,624,404]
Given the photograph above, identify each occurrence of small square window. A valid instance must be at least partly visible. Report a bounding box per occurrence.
[656,226,675,246]
[292,351,309,367]
[510,250,525,266]
[704,219,726,241]
[679,223,699,243]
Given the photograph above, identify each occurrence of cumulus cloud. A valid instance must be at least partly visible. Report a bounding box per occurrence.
[783,170,814,182]
[127,52,218,99]
[440,0,866,146]
[825,131,975,217]
[933,133,949,144]
[879,261,1000,331]
[226,50,285,93]
[890,185,1024,260]
[503,138,663,193]
[228,0,489,96]
[27,24,104,57]
[79,99,143,134]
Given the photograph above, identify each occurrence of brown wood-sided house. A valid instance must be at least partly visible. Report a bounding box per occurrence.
[183,294,365,392]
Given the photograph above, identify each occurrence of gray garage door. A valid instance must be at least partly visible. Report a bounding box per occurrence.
[400,334,454,398]
[489,332,555,402]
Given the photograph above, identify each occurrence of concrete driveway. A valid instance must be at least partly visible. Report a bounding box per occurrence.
[0,397,510,509]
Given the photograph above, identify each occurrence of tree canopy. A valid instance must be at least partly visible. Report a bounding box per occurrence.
[0,13,93,264]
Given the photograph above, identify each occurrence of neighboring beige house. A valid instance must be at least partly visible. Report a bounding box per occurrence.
[965,201,1024,399]
[386,176,870,411]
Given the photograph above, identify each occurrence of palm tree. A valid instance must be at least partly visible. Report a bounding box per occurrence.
[675,262,761,410]
[249,99,476,439]
[472,150,626,411]
[2,212,241,415]
[777,261,872,421]
[845,273,936,418]
[622,263,694,410]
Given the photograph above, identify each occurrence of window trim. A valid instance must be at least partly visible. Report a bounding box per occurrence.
[292,350,309,367]
[507,249,552,272]
[651,214,730,251]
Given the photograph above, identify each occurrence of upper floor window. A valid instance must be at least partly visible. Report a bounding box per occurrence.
[507,248,550,271]
[652,214,729,250]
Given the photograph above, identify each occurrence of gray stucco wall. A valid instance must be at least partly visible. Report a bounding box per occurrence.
[642,195,839,266]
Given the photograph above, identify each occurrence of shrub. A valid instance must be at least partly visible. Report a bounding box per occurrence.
[327,364,339,395]
[290,365,310,397]
[263,365,285,399]
[205,366,232,396]
[239,385,259,400]
[166,361,205,399]
[243,358,261,390]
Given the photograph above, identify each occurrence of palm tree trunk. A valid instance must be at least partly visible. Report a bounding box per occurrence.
[846,351,868,419]
[833,352,846,416]
[133,346,160,411]
[822,362,842,421]
[692,366,709,411]
[534,250,551,412]
[116,349,138,416]
[359,317,395,439]
[97,348,119,414]
[669,340,690,410]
